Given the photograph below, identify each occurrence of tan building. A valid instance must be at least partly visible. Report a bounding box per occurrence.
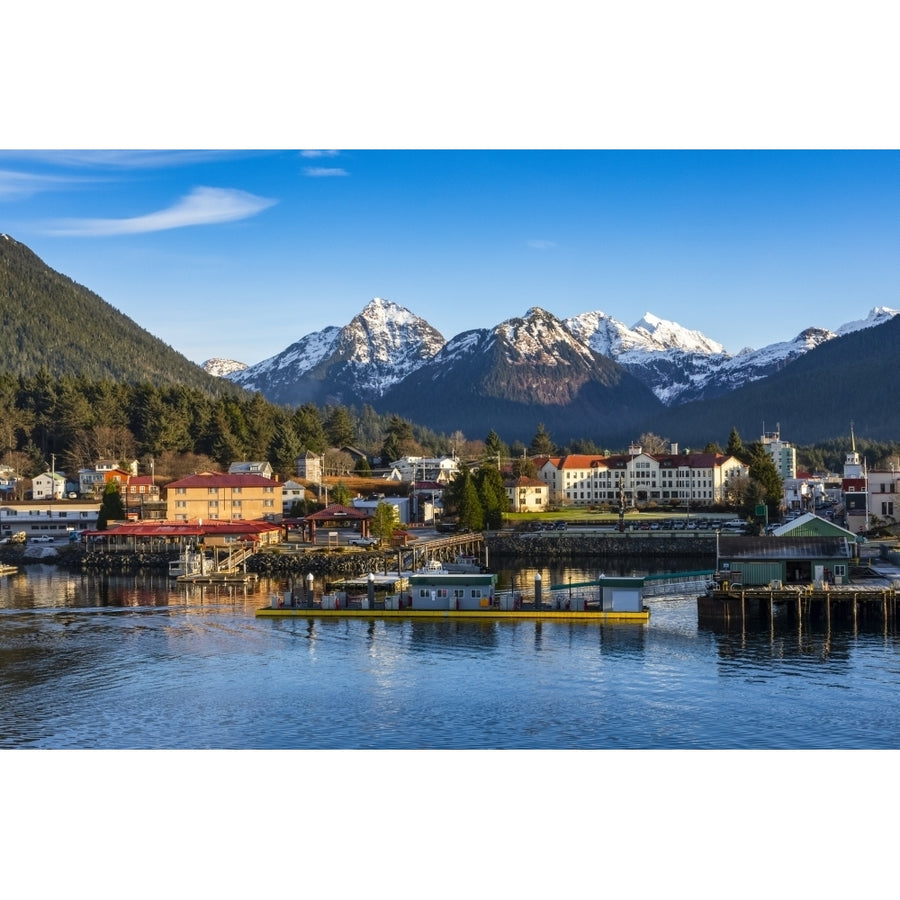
[166,472,282,522]
[504,476,549,512]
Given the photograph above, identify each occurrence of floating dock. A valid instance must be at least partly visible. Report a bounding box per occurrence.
[177,572,258,584]
[256,604,649,622]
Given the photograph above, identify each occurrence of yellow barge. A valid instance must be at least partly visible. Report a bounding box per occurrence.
[257,606,649,622]
[255,570,650,622]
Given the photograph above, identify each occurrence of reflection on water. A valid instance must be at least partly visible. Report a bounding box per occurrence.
[2,567,899,749]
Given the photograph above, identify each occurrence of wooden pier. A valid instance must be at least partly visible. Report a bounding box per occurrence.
[698,584,899,630]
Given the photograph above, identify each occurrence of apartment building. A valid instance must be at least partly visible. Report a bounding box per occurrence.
[166,472,282,521]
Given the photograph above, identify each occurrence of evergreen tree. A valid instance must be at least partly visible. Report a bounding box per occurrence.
[325,405,357,447]
[474,464,508,529]
[454,467,484,531]
[331,481,352,506]
[529,423,555,456]
[726,427,744,459]
[96,481,125,530]
[371,501,398,543]
[746,441,783,520]
[269,420,303,480]
[484,429,506,460]
[292,404,328,454]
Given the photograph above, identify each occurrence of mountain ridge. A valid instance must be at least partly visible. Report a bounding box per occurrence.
[212,293,898,413]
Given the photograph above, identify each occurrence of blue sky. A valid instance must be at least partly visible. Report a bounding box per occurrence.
[2,149,898,366]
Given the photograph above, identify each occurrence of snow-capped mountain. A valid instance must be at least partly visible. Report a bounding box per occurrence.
[228,297,445,406]
[564,307,898,405]
[377,307,662,441]
[836,305,899,337]
[214,296,899,423]
[201,358,248,378]
[565,310,726,358]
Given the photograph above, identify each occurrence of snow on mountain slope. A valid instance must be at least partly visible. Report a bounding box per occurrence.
[226,297,444,404]
[201,358,248,377]
[565,310,726,358]
[216,298,900,410]
[836,306,899,336]
[565,307,898,405]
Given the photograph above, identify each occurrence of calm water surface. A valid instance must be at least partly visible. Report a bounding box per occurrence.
[2,563,899,748]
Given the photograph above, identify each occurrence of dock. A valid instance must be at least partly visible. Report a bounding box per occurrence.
[698,583,899,629]
[256,605,649,622]
[177,572,258,584]
[0,563,17,577]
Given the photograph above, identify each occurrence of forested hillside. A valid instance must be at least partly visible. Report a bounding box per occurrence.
[644,315,900,446]
[0,235,236,393]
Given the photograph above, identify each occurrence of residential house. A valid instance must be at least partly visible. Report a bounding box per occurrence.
[78,464,132,498]
[228,461,275,480]
[281,479,306,513]
[0,465,21,499]
[385,456,460,484]
[122,475,163,518]
[296,451,322,482]
[166,472,282,521]
[32,471,67,500]
[505,475,548,512]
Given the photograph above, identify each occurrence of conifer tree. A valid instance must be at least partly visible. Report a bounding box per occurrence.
[96,481,125,530]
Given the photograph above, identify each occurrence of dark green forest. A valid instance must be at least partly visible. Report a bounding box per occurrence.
[0,234,244,392]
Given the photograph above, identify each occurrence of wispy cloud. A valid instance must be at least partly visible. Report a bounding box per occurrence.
[300,150,340,158]
[528,239,557,250]
[0,169,97,200]
[44,186,277,236]
[6,150,238,169]
[303,166,349,177]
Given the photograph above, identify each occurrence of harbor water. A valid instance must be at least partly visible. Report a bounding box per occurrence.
[2,561,900,749]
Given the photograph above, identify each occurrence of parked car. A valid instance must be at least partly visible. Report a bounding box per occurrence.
[31,535,54,543]
[349,536,379,547]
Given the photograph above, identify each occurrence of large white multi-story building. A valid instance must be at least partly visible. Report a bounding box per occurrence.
[535,446,748,508]
[761,428,796,480]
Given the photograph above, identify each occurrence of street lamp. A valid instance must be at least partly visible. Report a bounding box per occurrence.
[306,572,314,607]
